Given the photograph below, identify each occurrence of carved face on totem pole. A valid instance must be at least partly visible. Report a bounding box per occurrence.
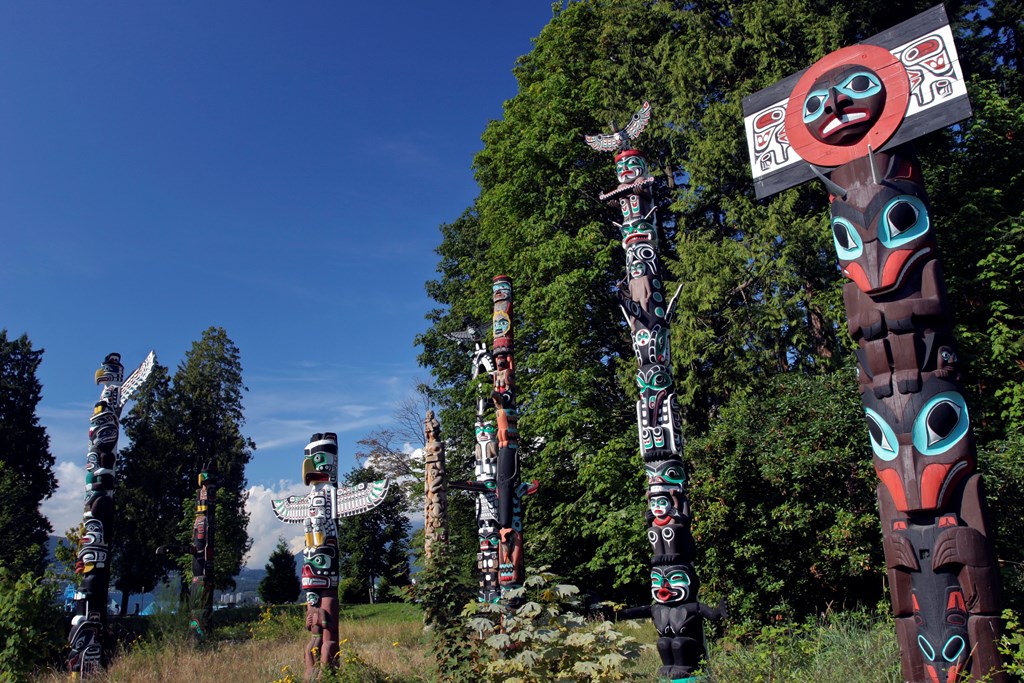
[914,585,970,682]
[650,563,696,604]
[621,220,658,250]
[88,401,119,448]
[303,433,338,486]
[94,353,123,384]
[77,519,107,573]
[864,377,973,512]
[645,458,687,495]
[615,150,649,185]
[784,44,911,169]
[479,517,499,554]
[637,366,678,455]
[802,66,887,145]
[830,161,937,296]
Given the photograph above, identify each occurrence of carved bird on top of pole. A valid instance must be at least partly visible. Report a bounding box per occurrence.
[584,101,652,153]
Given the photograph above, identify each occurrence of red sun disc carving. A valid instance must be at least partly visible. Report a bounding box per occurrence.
[785,44,910,168]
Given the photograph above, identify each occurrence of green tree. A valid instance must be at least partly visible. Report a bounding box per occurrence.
[113,363,181,615]
[166,327,255,591]
[687,371,882,622]
[0,331,56,577]
[258,537,300,605]
[337,465,410,604]
[0,567,63,682]
[110,327,254,607]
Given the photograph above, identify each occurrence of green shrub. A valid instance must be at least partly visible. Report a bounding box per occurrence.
[465,567,646,682]
[0,568,64,682]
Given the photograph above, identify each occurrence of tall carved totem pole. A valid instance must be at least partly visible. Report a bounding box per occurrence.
[155,464,216,639]
[189,466,216,639]
[742,7,1005,681]
[68,351,155,678]
[422,410,449,561]
[587,104,724,683]
[449,276,537,604]
[271,433,390,679]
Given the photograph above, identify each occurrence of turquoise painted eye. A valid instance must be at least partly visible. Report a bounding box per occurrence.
[942,635,966,662]
[803,89,829,122]
[837,71,882,98]
[865,408,899,461]
[650,573,663,587]
[912,391,969,456]
[832,217,863,260]
[879,195,929,247]
[667,570,690,587]
[918,635,936,661]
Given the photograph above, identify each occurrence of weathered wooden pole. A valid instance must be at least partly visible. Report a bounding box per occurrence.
[742,7,1005,681]
[422,410,449,561]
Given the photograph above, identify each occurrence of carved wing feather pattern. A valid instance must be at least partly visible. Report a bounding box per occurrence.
[119,351,157,408]
[584,101,653,153]
[336,478,391,518]
[584,131,625,152]
[271,494,311,523]
[624,101,652,140]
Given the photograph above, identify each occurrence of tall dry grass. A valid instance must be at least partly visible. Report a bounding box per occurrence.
[32,604,431,683]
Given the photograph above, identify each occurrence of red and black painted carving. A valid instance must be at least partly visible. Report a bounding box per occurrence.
[448,277,538,604]
[743,7,1005,681]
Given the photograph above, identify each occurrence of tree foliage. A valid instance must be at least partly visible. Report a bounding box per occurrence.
[0,331,56,578]
[0,568,64,682]
[336,465,411,604]
[259,537,300,605]
[113,326,255,602]
[418,0,1024,621]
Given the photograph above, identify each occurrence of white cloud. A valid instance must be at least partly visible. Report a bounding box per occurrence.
[42,459,87,537]
[244,480,308,569]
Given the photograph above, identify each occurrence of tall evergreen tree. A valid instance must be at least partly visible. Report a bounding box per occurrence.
[0,331,56,577]
[336,465,410,603]
[110,327,254,602]
[258,537,300,604]
[166,327,254,590]
[113,363,180,615]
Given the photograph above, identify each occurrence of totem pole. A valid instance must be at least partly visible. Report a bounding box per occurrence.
[422,410,449,561]
[742,7,1004,681]
[587,104,724,683]
[68,351,155,678]
[446,323,502,604]
[189,466,215,638]
[450,277,538,604]
[271,433,391,679]
[155,464,216,639]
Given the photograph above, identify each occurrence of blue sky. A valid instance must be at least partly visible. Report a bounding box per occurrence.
[0,1,555,567]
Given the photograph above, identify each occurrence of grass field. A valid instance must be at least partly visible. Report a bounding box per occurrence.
[31,603,904,683]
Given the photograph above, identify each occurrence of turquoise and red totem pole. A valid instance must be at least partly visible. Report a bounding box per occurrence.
[271,433,390,679]
[68,351,155,677]
[449,277,537,603]
[587,104,724,683]
[743,7,1005,681]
